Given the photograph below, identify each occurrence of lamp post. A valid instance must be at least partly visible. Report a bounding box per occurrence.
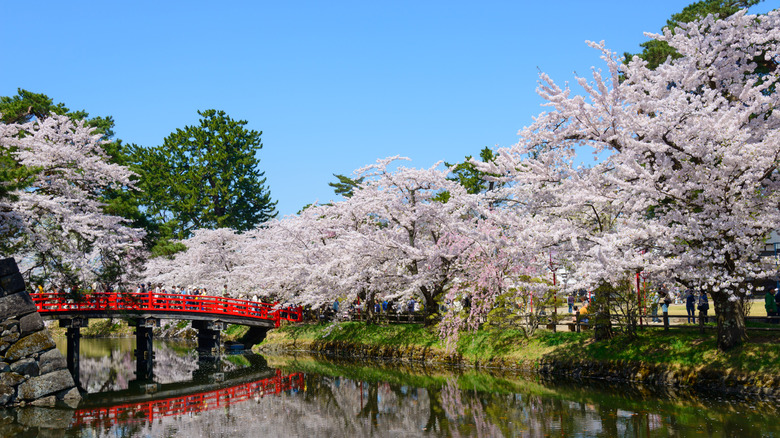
[550,253,557,333]
[636,267,644,329]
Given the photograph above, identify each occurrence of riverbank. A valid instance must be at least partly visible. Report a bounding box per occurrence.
[253,322,780,396]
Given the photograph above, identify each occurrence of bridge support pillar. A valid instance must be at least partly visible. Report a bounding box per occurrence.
[192,320,223,355]
[134,318,158,380]
[59,318,88,387]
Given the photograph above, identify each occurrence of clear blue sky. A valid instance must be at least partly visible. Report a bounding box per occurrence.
[2,1,776,216]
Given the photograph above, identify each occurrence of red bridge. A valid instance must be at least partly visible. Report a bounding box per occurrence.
[32,292,303,328]
[31,292,303,385]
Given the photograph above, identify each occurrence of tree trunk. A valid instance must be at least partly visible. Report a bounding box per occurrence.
[419,286,441,326]
[364,290,376,324]
[711,292,747,351]
[592,283,613,341]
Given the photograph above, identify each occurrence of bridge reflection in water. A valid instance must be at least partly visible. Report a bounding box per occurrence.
[73,368,304,429]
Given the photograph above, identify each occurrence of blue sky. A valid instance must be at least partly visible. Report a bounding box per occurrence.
[2,1,776,216]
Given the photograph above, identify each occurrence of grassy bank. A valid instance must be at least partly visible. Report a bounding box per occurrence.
[256,322,780,389]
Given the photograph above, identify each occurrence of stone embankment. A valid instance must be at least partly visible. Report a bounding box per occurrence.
[257,336,780,398]
[0,258,80,407]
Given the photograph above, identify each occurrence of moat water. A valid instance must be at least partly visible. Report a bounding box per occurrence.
[0,338,776,437]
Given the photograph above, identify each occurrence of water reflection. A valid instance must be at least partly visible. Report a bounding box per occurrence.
[2,340,777,437]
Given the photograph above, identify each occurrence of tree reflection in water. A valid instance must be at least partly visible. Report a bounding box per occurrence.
[14,343,780,437]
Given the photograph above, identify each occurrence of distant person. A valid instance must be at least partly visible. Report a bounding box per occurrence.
[660,291,671,316]
[573,303,589,324]
[765,289,778,324]
[567,294,575,313]
[775,289,780,325]
[697,292,710,324]
[685,289,696,324]
[650,292,660,323]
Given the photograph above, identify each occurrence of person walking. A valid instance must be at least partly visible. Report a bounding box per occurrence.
[685,289,696,324]
[765,289,778,324]
[567,294,575,314]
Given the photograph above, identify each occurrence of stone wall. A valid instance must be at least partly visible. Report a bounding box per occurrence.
[0,258,80,407]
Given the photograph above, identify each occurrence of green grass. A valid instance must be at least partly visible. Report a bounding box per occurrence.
[268,321,441,348]
[81,319,133,337]
[223,324,249,341]
[260,322,780,375]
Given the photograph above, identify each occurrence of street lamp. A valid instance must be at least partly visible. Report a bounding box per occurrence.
[636,266,644,329]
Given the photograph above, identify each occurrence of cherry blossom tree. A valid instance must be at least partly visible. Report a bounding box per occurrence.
[482,10,780,350]
[335,157,485,322]
[142,227,252,293]
[0,114,145,288]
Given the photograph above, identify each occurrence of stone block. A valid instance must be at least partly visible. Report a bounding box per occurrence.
[0,409,13,424]
[4,330,56,362]
[0,259,18,278]
[39,349,68,375]
[0,273,25,297]
[0,372,26,387]
[17,369,75,400]
[10,358,39,377]
[30,395,56,407]
[19,313,44,337]
[16,406,74,428]
[57,387,81,408]
[0,319,19,332]
[0,292,35,321]
[1,331,19,344]
[0,424,24,438]
[0,384,13,405]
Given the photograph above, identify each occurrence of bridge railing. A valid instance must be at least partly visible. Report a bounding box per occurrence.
[31,292,303,326]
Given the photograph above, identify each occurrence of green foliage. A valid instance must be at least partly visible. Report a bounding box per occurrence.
[0,89,70,125]
[131,109,277,240]
[445,147,501,195]
[328,173,364,198]
[224,324,249,341]
[0,89,154,260]
[624,0,763,70]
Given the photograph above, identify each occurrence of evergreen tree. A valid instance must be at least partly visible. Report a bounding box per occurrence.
[624,0,762,69]
[328,173,364,198]
[131,109,277,242]
[445,147,501,195]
